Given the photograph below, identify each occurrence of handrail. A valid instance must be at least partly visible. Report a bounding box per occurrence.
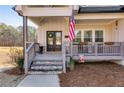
[25,42,36,73]
[26,42,35,53]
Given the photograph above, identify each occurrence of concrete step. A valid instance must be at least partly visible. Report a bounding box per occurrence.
[28,71,62,75]
[30,59,63,74]
[32,59,62,62]
[30,65,63,71]
[32,61,63,66]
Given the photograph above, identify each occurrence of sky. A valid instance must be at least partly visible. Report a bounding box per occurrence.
[0,5,37,28]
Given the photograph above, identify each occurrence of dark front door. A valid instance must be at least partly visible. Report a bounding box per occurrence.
[47,31,62,51]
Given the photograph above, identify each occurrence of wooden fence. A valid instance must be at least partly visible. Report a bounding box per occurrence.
[0,41,23,47]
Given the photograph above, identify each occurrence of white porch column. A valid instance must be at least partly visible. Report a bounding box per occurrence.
[23,16,28,73]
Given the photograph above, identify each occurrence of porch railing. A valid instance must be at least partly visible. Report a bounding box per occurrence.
[66,42,124,57]
[25,42,39,73]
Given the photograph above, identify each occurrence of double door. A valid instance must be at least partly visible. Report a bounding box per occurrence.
[47,31,62,51]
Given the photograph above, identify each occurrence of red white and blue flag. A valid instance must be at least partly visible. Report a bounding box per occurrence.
[68,16,75,41]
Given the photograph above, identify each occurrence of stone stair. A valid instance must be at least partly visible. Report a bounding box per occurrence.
[29,60,63,74]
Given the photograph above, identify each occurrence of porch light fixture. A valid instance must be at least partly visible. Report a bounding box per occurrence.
[116,21,118,30]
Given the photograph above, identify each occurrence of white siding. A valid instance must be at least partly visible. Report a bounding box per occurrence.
[37,18,124,48]
[37,17,69,47]
[117,19,124,42]
[75,24,116,42]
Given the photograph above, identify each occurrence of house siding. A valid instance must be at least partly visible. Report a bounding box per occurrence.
[37,17,69,49]
[37,18,122,48]
[117,19,124,42]
[75,23,116,42]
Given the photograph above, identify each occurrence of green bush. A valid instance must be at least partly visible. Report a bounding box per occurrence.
[69,57,75,71]
[17,57,24,71]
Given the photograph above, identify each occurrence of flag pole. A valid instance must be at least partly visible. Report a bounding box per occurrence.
[71,10,75,57]
[71,41,73,57]
[69,7,75,58]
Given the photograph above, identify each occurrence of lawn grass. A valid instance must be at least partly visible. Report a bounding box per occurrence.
[0,47,23,52]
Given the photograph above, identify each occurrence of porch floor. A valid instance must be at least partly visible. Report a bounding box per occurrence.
[33,52,63,61]
[73,55,123,61]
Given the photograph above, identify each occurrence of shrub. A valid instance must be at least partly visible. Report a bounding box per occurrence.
[8,47,24,71]
[8,47,23,65]
[17,57,24,72]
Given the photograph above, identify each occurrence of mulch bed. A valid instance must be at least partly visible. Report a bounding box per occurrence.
[59,62,124,87]
[0,67,25,87]
[4,67,24,75]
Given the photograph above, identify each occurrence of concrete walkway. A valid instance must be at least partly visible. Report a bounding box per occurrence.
[17,75,60,87]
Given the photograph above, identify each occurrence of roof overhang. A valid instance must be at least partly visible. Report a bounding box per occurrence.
[78,6,124,13]
[14,5,73,16]
[75,19,118,25]
[75,13,124,20]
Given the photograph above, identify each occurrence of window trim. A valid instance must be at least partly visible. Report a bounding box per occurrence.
[83,30,93,42]
[75,29,105,42]
[95,30,104,42]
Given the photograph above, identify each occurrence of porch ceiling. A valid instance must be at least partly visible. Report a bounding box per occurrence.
[28,16,68,26]
[28,17,44,26]
[28,16,120,26]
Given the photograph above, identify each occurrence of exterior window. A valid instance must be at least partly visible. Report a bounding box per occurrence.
[74,31,81,43]
[84,30,92,42]
[95,30,103,42]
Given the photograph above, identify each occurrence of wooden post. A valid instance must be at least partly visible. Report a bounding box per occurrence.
[23,16,28,73]
[70,41,73,57]
[95,43,98,56]
[62,41,66,73]
[121,42,123,57]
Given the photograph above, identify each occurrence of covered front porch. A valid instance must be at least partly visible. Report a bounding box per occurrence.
[25,41,124,74]
[25,18,124,74]
[15,5,124,74]
[67,42,124,61]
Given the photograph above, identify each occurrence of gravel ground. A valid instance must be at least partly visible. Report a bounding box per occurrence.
[0,73,25,87]
[0,67,25,87]
[59,62,124,87]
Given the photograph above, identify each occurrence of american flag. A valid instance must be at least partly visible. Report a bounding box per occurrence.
[68,16,75,41]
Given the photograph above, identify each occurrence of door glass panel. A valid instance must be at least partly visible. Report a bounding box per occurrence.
[56,32,61,45]
[95,30,103,42]
[47,31,62,51]
[84,30,92,42]
[48,32,54,45]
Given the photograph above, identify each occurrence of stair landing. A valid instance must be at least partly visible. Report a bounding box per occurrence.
[33,52,62,61]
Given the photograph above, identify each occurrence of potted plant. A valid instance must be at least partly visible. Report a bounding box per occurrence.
[16,57,24,72]
[69,57,75,71]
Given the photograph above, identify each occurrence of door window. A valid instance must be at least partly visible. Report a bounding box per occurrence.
[47,31,62,51]
[47,32,54,45]
[56,32,61,45]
